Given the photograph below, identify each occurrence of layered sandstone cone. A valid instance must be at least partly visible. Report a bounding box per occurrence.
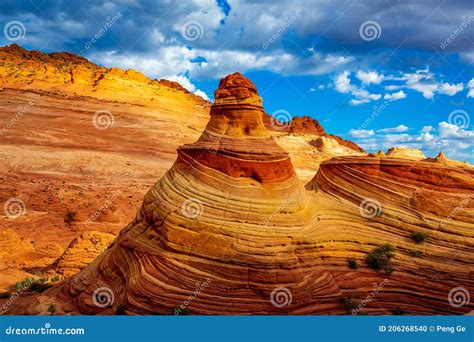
[55,73,340,315]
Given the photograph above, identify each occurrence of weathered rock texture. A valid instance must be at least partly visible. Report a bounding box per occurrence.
[53,231,115,277]
[307,156,474,314]
[53,73,340,315]
[8,74,472,316]
[0,45,363,293]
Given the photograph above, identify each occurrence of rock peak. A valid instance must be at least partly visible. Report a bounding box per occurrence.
[214,72,261,106]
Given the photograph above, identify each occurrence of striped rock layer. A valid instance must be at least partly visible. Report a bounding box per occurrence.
[55,75,473,315]
[58,73,339,314]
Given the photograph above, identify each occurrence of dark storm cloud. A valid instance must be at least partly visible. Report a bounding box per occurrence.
[0,0,472,78]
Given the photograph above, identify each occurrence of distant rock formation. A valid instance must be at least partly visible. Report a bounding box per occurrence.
[423,151,471,168]
[53,231,115,277]
[386,147,426,160]
[0,44,208,105]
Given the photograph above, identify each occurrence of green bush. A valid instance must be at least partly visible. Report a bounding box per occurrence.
[409,250,423,258]
[14,278,51,293]
[50,275,61,282]
[411,231,428,244]
[365,244,395,274]
[347,258,359,270]
[47,304,56,314]
[14,278,34,292]
[29,279,52,293]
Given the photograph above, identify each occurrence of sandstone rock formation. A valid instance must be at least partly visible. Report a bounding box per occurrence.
[52,73,342,315]
[0,45,366,293]
[307,156,474,314]
[386,147,426,160]
[53,231,115,277]
[424,151,471,168]
[0,44,208,106]
[6,73,472,316]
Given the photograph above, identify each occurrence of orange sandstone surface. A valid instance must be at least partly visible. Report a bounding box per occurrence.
[3,73,473,316]
[0,45,364,296]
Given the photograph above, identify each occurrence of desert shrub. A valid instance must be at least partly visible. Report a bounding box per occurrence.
[115,304,128,315]
[411,231,428,244]
[50,275,61,282]
[29,279,52,293]
[347,258,359,270]
[0,292,11,299]
[14,278,34,292]
[15,278,51,293]
[47,304,56,314]
[365,244,395,274]
[409,249,423,258]
[64,211,76,224]
[173,306,190,315]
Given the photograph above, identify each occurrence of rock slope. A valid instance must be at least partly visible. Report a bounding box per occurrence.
[53,73,342,315]
[7,74,472,316]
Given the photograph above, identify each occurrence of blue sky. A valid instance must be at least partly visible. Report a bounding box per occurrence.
[1,0,473,162]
